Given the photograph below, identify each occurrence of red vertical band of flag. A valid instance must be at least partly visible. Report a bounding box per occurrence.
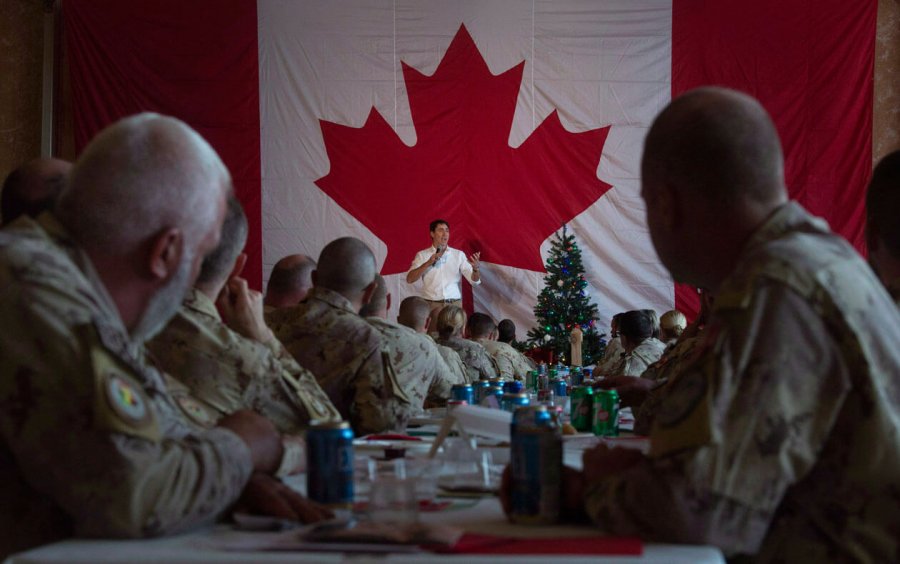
[671,0,877,319]
[64,0,263,289]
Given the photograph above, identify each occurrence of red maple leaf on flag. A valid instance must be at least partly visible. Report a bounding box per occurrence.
[316,24,612,275]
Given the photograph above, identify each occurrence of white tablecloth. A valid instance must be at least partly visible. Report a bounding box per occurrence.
[6,495,723,564]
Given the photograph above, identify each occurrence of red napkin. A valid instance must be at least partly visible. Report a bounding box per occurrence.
[432,533,643,555]
[365,434,422,441]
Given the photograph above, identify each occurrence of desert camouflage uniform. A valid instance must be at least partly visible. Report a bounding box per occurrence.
[266,287,402,435]
[147,288,339,433]
[608,338,667,377]
[632,335,700,435]
[582,203,900,561]
[427,336,469,384]
[0,215,252,557]
[596,336,624,376]
[435,335,499,382]
[479,339,534,380]
[367,318,463,409]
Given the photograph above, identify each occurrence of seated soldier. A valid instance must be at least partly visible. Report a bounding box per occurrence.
[397,296,469,383]
[595,312,624,374]
[468,314,524,381]
[866,149,900,305]
[504,88,900,561]
[658,309,686,345]
[362,275,463,411]
[434,306,499,382]
[482,318,536,380]
[1,157,71,226]
[264,254,316,312]
[0,114,327,558]
[147,196,340,435]
[604,310,666,377]
[266,237,405,435]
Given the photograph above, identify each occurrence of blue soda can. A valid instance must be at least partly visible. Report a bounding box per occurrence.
[552,378,568,397]
[509,406,562,524]
[503,380,524,395]
[501,392,531,412]
[306,420,354,508]
[451,383,474,405]
[581,367,593,382]
[473,380,492,405]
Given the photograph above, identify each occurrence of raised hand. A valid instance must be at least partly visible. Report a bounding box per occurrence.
[217,276,274,345]
[468,251,481,271]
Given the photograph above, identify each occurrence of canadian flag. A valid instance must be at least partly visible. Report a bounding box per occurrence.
[64,0,874,335]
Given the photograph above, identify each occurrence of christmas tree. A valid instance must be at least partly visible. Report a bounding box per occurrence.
[525,225,604,366]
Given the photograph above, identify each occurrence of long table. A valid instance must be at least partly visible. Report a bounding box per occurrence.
[5,496,724,564]
[5,418,725,563]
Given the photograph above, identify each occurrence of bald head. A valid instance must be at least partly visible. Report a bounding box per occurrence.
[641,88,788,289]
[57,113,231,255]
[642,87,787,207]
[1,158,71,225]
[398,296,431,332]
[54,113,231,340]
[265,254,316,307]
[314,237,377,303]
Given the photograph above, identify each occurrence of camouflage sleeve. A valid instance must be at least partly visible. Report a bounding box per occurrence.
[493,351,515,380]
[269,340,342,425]
[477,348,500,380]
[582,283,850,556]
[0,314,253,539]
[425,351,460,403]
[348,347,395,435]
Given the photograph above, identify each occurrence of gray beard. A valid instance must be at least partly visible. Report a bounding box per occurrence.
[131,252,193,343]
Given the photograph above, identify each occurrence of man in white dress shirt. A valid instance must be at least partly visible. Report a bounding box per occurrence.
[406,219,481,310]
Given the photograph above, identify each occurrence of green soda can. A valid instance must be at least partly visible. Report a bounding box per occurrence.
[569,385,594,432]
[592,389,619,437]
[525,370,537,391]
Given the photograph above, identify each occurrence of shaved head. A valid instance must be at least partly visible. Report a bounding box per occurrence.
[197,196,248,286]
[54,113,231,340]
[398,296,431,332]
[466,312,496,339]
[57,113,231,255]
[642,87,786,207]
[641,88,788,289]
[315,237,376,298]
[1,158,71,225]
[265,254,316,307]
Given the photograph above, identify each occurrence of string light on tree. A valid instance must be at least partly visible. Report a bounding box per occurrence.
[523,225,604,365]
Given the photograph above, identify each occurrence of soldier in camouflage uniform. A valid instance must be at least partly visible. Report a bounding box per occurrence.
[434,306,499,382]
[360,276,463,410]
[866,149,900,307]
[509,89,900,561]
[397,296,470,384]
[266,237,405,435]
[467,313,529,381]
[148,198,339,434]
[605,310,666,377]
[0,115,326,558]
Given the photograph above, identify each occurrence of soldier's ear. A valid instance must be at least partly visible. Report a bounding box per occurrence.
[385,293,392,312]
[147,227,183,282]
[361,279,377,305]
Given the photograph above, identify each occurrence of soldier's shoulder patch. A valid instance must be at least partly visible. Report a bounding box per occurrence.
[105,373,152,427]
[174,394,217,428]
[91,346,161,442]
